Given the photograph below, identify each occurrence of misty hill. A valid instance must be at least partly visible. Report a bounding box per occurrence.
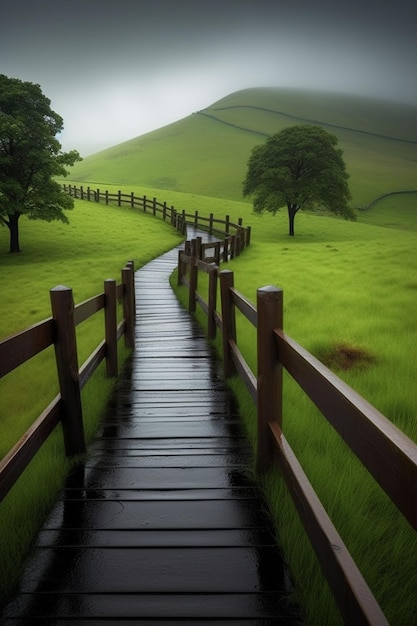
[69,88,417,207]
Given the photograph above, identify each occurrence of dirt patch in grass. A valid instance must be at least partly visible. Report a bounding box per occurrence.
[318,342,377,371]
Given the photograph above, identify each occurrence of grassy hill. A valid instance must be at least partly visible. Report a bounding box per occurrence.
[69,87,417,208]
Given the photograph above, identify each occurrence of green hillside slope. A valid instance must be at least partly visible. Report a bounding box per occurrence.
[69,87,417,207]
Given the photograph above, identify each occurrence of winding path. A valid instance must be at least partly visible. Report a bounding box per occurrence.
[2,236,301,624]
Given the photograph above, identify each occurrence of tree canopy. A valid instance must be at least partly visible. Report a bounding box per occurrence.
[243,124,354,236]
[0,75,81,252]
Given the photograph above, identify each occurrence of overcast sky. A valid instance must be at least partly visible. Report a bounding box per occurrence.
[2,0,416,155]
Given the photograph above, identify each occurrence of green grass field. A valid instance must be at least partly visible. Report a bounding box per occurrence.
[1,87,416,622]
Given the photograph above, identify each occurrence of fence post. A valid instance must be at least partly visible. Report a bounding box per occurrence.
[177,250,184,286]
[50,286,86,456]
[104,279,118,377]
[188,247,198,313]
[126,260,136,323]
[223,238,229,263]
[122,266,135,349]
[96,188,100,202]
[163,202,167,221]
[207,267,218,340]
[143,195,147,212]
[195,236,202,260]
[235,228,241,256]
[256,285,283,473]
[246,226,251,246]
[209,213,214,235]
[153,197,157,216]
[230,235,236,259]
[219,270,236,378]
[214,241,221,266]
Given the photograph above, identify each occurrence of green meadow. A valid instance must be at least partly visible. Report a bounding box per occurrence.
[1,87,417,623]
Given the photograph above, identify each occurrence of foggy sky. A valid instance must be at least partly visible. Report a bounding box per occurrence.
[2,0,416,155]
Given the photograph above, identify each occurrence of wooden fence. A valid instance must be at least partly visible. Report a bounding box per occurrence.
[178,240,417,626]
[0,262,135,504]
[62,184,251,258]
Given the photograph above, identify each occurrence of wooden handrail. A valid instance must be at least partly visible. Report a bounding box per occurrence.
[269,423,389,626]
[177,244,417,625]
[0,262,135,503]
[275,328,417,533]
[0,319,54,378]
[0,396,61,502]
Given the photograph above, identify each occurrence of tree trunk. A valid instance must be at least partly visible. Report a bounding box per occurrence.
[287,205,296,237]
[7,212,21,253]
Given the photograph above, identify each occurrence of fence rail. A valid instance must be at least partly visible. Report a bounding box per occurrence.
[0,262,135,504]
[178,240,417,626]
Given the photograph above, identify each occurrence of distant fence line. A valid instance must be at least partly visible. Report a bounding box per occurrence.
[359,189,417,210]
[62,184,251,258]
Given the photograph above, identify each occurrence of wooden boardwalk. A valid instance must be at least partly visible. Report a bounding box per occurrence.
[2,242,301,624]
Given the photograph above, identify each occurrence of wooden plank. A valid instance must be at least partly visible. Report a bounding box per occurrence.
[36,527,277,548]
[40,500,269,530]
[3,592,299,621]
[16,547,287,593]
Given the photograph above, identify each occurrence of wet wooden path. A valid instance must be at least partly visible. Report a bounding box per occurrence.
[2,240,301,624]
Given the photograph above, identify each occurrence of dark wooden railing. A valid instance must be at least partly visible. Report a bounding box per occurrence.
[178,241,417,626]
[0,262,135,504]
[62,184,251,257]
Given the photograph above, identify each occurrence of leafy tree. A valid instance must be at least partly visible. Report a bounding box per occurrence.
[243,124,354,236]
[0,75,81,253]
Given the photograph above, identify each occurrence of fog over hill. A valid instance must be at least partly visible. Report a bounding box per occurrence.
[2,0,416,155]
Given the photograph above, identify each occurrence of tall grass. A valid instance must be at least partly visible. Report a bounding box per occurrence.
[0,198,182,602]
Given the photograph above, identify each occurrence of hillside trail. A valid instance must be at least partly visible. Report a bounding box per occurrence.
[1,228,302,624]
